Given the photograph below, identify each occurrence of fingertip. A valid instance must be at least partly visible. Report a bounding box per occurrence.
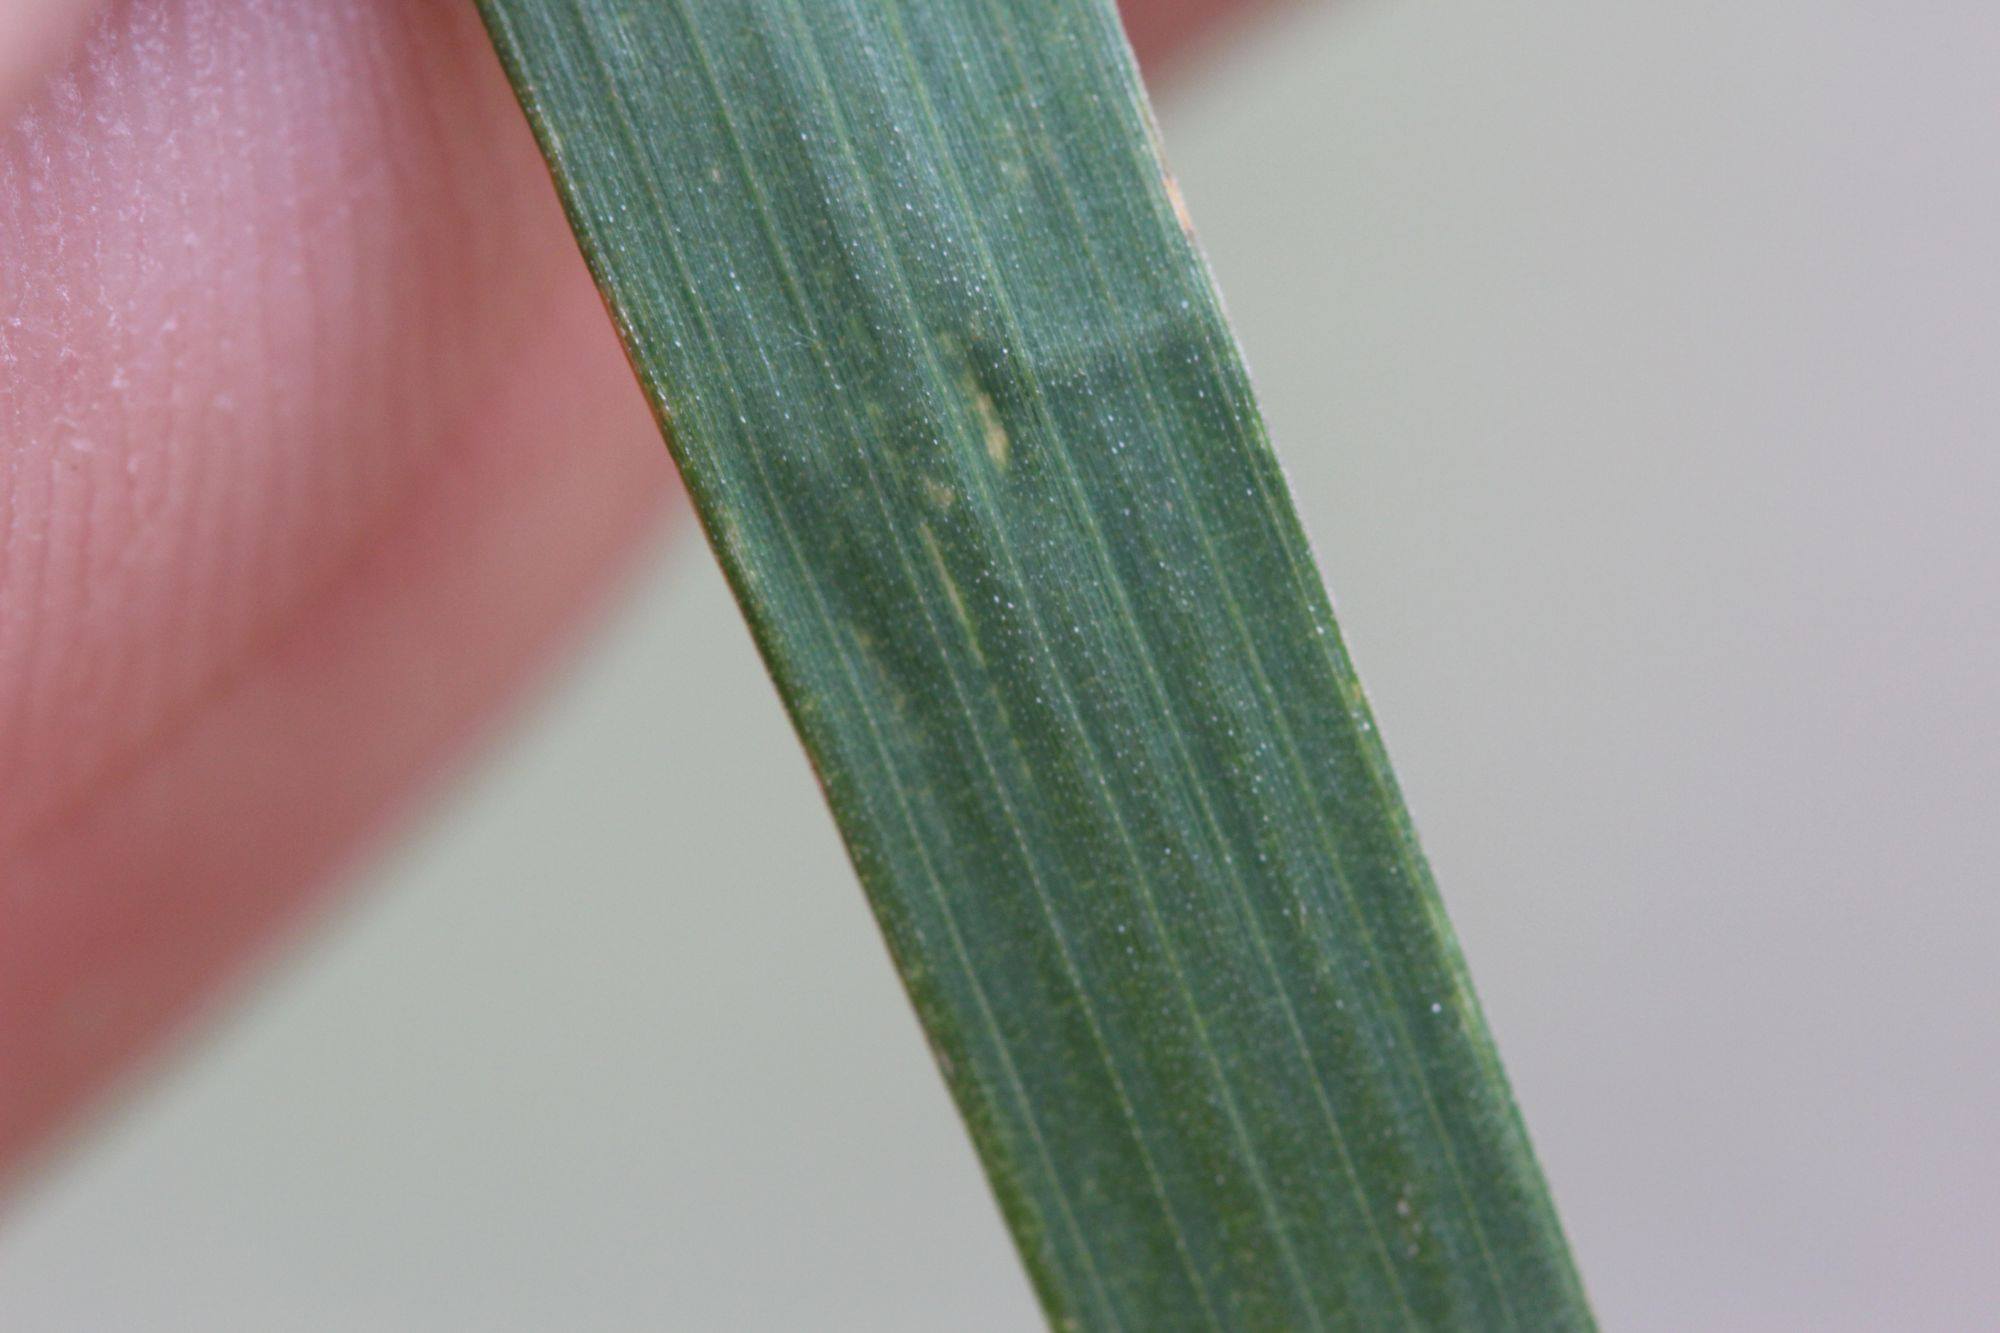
[0,0,99,118]
[1122,0,1270,77]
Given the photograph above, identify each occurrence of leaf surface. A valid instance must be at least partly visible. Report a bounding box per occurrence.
[475,2,1591,1326]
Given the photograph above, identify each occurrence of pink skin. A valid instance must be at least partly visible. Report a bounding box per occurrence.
[0,0,1248,1188]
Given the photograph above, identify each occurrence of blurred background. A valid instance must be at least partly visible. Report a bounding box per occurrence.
[4,0,1998,1327]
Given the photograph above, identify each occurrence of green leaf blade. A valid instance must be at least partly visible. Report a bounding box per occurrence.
[476,2,1591,1327]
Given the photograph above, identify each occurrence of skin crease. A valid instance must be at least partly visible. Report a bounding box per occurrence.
[0,0,1247,1190]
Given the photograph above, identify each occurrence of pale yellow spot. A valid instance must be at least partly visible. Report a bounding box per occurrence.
[973,388,1010,468]
[922,476,957,509]
[1163,171,1197,240]
[920,524,980,661]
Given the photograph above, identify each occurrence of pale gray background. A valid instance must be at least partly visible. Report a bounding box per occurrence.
[4,1,1998,1328]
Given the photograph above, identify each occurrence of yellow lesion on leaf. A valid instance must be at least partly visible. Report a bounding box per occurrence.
[1162,170,1197,241]
[919,523,985,668]
[973,385,1010,468]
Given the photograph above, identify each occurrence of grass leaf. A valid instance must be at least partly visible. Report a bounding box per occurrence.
[475,2,1591,1326]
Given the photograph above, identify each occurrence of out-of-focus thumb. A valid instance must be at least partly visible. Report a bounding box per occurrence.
[0,0,98,118]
